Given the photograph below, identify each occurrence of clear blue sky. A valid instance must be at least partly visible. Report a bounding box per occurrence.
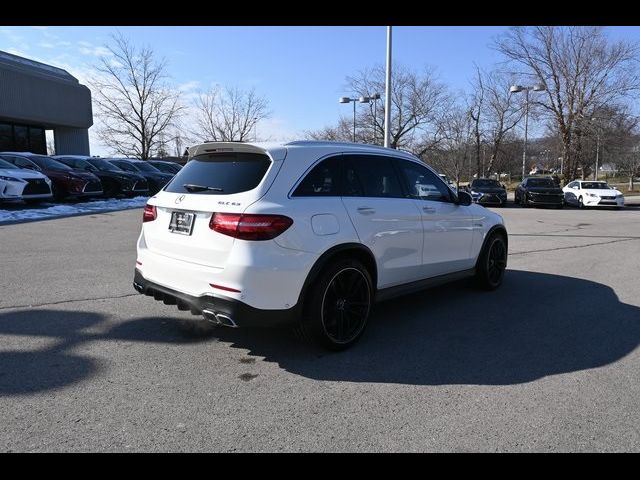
[2,26,640,154]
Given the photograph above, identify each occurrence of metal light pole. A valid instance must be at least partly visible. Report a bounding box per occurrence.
[384,26,392,148]
[595,128,600,180]
[591,117,601,180]
[339,96,370,142]
[510,84,546,179]
[369,93,381,144]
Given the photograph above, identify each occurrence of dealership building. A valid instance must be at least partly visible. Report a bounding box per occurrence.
[0,50,93,155]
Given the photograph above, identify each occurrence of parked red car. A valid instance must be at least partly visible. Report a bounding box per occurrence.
[0,152,103,201]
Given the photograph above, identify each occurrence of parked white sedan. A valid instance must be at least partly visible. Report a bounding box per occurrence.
[0,156,53,203]
[562,180,624,208]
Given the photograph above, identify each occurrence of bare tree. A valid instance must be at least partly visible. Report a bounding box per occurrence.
[306,63,452,154]
[194,86,270,142]
[90,33,184,159]
[426,106,474,188]
[46,137,55,156]
[369,64,450,152]
[304,118,353,142]
[494,26,640,180]
[468,65,485,177]
[480,69,526,175]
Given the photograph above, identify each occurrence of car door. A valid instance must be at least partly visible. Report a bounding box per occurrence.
[395,158,476,278]
[340,154,424,289]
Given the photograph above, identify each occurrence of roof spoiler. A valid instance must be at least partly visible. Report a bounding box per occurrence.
[187,142,268,160]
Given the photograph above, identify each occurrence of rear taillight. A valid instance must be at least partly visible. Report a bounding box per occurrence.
[143,204,157,222]
[209,213,293,240]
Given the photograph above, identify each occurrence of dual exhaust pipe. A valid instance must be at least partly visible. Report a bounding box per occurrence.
[202,309,238,328]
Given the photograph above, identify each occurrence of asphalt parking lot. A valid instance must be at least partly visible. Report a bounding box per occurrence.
[1,203,640,452]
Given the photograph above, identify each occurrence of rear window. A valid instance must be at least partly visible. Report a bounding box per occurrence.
[165,152,271,195]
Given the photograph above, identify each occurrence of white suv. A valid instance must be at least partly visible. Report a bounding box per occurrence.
[134,141,508,350]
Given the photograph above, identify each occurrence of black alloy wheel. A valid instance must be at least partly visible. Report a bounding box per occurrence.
[299,259,373,351]
[476,233,507,290]
[320,267,371,346]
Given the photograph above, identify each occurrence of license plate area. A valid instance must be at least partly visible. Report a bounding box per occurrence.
[169,211,195,235]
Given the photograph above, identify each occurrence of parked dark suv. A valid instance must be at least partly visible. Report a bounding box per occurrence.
[107,158,173,195]
[515,176,564,208]
[467,178,508,206]
[54,155,149,198]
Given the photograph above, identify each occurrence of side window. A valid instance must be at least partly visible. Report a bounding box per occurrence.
[396,159,452,202]
[292,155,340,197]
[342,155,403,198]
[13,157,34,169]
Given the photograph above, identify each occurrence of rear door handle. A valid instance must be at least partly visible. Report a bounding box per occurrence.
[357,207,376,215]
[422,206,436,213]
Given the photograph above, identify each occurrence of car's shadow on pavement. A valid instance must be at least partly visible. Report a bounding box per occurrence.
[0,309,216,395]
[212,269,640,385]
[1,269,638,394]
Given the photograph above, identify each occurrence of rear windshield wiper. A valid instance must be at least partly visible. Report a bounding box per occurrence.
[183,184,224,192]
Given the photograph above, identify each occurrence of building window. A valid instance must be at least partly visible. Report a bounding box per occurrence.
[13,125,28,151]
[0,123,12,151]
[28,127,46,154]
[0,122,46,153]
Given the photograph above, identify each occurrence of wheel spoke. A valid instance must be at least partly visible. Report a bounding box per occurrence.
[321,267,371,344]
[487,239,506,284]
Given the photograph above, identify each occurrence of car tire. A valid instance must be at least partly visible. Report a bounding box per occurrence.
[578,196,584,208]
[298,258,373,351]
[475,232,507,291]
[103,182,119,198]
[52,184,65,202]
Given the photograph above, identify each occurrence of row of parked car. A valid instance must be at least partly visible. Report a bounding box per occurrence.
[460,176,626,209]
[0,152,182,204]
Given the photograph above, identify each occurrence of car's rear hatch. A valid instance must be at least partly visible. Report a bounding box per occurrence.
[143,143,286,269]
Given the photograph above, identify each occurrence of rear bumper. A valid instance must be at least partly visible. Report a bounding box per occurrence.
[133,268,300,328]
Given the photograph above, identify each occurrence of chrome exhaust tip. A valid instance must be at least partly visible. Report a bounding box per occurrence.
[202,309,238,328]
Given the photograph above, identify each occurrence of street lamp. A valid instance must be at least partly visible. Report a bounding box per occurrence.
[509,83,546,179]
[339,96,370,142]
[358,93,381,144]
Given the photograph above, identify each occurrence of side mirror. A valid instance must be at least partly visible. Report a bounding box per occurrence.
[456,191,473,206]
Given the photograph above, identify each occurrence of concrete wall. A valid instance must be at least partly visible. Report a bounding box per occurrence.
[0,67,93,130]
[54,127,90,155]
